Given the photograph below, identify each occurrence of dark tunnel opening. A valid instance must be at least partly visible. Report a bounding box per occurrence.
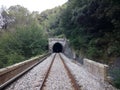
[53,43,63,53]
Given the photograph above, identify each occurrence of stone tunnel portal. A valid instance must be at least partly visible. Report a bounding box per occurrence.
[53,43,63,53]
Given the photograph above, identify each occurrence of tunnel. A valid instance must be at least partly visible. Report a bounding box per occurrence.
[53,43,63,53]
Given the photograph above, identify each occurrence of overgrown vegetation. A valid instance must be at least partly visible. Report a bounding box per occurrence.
[111,68,120,88]
[37,0,120,63]
[60,0,120,62]
[0,5,47,68]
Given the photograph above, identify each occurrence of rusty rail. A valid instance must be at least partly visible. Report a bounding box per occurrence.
[59,53,80,90]
[39,53,56,90]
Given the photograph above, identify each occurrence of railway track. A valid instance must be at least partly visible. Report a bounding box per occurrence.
[1,53,80,90]
[40,53,80,90]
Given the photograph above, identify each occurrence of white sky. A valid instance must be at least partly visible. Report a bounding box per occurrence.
[0,0,68,13]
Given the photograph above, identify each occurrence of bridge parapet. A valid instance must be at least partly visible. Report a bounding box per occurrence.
[0,54,48,85]
[83,58,109,82]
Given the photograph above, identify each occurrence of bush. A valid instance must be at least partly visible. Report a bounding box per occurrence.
[6,52,25,66]
[0,24,47,68]
[111,68,120,89]
[87,47,102,59]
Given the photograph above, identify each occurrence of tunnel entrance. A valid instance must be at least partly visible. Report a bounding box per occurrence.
[53,43,63,53]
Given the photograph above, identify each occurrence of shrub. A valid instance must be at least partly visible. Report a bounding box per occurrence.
[0,24,47,68]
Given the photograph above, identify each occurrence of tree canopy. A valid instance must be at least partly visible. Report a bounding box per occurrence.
[0,5,47,68]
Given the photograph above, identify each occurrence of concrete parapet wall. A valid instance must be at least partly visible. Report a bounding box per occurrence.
[0,54,47,85]
[83,58,109,82]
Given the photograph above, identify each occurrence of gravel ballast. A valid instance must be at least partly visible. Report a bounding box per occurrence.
[5,54,55,90]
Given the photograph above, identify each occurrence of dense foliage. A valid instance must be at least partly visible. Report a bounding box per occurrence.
[60,0,120,62]
[37,6,66,37]
[38,0,120,62]
[0,5,47,68]
[35,0,120,62]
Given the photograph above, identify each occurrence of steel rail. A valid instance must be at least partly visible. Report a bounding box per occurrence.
[39,53,56,90]
[0,53,50,90]
[40,53,80,90]
[59,53,80,90]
